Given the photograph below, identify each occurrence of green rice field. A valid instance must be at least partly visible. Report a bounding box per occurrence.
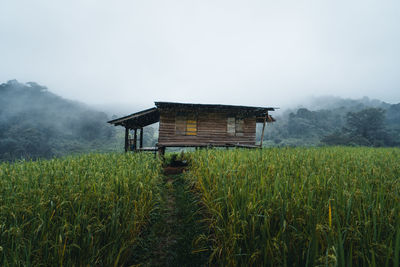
[187,147,400,266]
[1,147,399,266]
[0,153,162,266]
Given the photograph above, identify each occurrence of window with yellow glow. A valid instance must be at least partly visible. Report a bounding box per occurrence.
[175,113,197,136]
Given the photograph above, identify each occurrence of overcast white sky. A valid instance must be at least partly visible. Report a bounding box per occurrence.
[1,0,400,111]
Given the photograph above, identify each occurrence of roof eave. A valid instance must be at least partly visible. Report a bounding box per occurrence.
[107,107,158,125]
[154,101,277,112]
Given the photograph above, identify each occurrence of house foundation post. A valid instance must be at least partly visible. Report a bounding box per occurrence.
[140,127,143,149]
[158,146,166,157]
[260,113,267,148]
[133,129,137,152]
[124,127,129,152]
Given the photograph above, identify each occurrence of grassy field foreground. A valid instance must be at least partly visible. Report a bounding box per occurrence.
[187,147,400,266]
[0,153,162,266]
[0,147,399,266]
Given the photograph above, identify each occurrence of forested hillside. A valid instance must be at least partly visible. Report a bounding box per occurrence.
[262,96,400,147]
[0,80,124,161]
[1,80,399,161]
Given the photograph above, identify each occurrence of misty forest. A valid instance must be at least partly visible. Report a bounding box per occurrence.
[0,80,158,162]
[1,80,399,162]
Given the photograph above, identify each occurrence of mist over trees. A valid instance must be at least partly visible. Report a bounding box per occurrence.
[0,80,162,162]
[0,80,121,161]
[262,96,400,147]
[1,80,399,162]
[322,108,395,147]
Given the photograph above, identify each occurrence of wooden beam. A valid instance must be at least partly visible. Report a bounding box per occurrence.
[260,114,267,148]
[124,127,129,152]
[133,129,138,152]
[140,127,143,148]
[158,146,166,157]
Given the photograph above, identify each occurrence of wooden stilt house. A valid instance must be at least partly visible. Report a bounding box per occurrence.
[108,102,276,154]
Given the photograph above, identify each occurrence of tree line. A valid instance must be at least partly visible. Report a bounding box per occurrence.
[1,80,398,161]
[262,97,400,147]
[0,80,119,161]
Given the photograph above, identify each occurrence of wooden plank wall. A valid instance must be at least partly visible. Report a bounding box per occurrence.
[158,110,256,146]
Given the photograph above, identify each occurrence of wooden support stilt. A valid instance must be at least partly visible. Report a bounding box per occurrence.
[124,127,129,152]
[260,114,267,148]
[133,129,137,152]
[140,127,143,149]
[158,146,166,157]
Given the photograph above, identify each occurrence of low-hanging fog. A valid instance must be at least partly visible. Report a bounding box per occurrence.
[1,0,400,111]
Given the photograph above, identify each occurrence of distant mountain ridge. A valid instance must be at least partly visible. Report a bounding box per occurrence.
[1,80,399,161]
[296,95,391,112]
[0,80,119,161]
[263,96,400,147]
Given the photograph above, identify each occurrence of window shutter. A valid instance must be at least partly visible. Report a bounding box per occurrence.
[235,118,244,136]
[175,114,186,135]
[227,117,235,136]
[186,114,197,136]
